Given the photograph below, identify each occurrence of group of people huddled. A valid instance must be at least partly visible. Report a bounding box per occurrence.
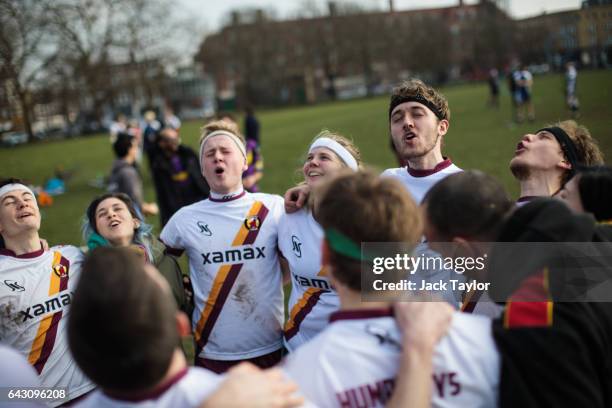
[1,78,611,408]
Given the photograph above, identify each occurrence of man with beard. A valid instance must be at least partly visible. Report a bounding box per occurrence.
[150,127,210,226]
[381,79,462,204]
[284,80,465,307]
[509,120,603,205]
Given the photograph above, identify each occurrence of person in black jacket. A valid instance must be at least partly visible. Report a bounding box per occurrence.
[150,127,209,226]
[489,199,612,408]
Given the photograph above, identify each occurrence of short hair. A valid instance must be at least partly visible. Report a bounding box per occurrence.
[422,170,514,241]
[0,178,30,245]
[216,111,236,123]
[157,127,179,144]
[309,130,362,169]
[552,120,604,185]
[68,247,179,392]
[199,119,245,150]
[389,79,450,121]
[316,170,422,291]
[112,133,135,158]
[0,177,25,189]
[576,165,612,222]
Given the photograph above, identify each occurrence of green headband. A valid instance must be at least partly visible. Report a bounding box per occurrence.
[325,228,370,261]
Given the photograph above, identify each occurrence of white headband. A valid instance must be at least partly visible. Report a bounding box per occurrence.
[309,137,358,171]
[199,130,247,163]
[0,183,36,200]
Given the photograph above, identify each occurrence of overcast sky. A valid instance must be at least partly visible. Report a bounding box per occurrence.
[181,0,582,31]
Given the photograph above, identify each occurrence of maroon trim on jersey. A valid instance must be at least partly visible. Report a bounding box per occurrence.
[0,242,44,258]
[517,196,538,204]
[461,289,484,314]
[33,259,71,375]
[406,158,452,178]
[209,191,246,203]
[243,204,269,245]
[104,367,189,402]
[330,308,394,323]
[196,349,283,374]
[284,289,325,341]
[33,310,63,374]
[196,263,243,355]
[159,239,184,257]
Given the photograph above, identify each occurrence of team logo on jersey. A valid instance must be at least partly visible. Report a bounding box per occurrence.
[197,221,213,236]
[244,215,261,231]
[291,235,302,258]
[53,263,68,278]
[4,279,25,292]
[365,324,402,350]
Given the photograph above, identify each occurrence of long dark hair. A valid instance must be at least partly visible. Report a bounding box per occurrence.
[83,192,153,258]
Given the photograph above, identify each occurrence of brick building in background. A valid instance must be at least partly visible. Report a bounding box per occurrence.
[196,0,611,107]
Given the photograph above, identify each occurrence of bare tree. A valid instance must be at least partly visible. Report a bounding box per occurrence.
[50,0,122,119]
[0,0,58,140]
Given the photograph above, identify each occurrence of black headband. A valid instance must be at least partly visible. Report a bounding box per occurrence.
[538,127,580,177]
[389,95,445,121]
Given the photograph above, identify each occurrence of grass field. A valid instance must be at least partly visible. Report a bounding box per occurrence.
[1,70,611,247]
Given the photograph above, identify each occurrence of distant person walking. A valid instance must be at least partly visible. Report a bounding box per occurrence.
[243,106,264,192]
[513,65,535,123]
[163,107,182,131]
[488,68,500,108]
[244,106,260,144]
[142,110,162,158]
[507,66,519,123]
[150,127,210,226]
[109,113,127,143]
[565,62,580,118]
[108,133,158,216]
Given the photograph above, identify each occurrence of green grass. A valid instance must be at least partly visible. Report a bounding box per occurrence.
[1,70,611,246]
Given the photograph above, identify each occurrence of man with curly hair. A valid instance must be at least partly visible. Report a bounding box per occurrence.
[510,120,604,204]
[382,79,462,204]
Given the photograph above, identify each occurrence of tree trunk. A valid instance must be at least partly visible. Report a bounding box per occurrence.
[15,85,34,142]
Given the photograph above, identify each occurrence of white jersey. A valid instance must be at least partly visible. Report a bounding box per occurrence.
[283,309,499,408]
[75,367,221,408]
[0,344,40,386]
[278,209,339,352]
[381,159,462,204]
[160,192,284,360]
[0,345,41,408]
[0,245,95,406]
[461,290,504,319]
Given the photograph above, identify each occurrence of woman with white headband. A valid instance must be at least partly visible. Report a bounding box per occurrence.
[279,130,361,352]
[159,120,286,373]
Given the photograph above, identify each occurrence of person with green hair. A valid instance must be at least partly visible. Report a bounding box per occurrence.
[83,192,192,317]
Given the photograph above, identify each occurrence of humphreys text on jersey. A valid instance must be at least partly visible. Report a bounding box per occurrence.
[201,247,266,265]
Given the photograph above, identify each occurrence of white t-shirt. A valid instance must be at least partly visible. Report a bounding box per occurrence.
[0,245,95,406]
[160,192,285,360]
[0,344,43,408]
[283,309,499,408]
[278,209,339,352]
[381,159,462,204]
[75,367,221,408]
[382,161,465,309]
